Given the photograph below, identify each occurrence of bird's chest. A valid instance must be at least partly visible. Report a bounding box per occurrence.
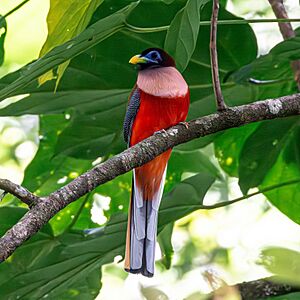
[130,91,189,145]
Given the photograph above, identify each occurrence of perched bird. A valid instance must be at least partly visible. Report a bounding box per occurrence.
[123,48,190,277]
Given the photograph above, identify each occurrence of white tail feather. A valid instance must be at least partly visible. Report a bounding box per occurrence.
[127,168,166,276]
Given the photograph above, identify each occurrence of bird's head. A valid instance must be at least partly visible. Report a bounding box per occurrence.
[129,48,175,70]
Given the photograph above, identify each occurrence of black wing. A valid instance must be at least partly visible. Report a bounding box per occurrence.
[123,87,140,145]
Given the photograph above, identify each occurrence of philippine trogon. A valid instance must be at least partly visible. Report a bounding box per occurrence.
[123,48,190,277]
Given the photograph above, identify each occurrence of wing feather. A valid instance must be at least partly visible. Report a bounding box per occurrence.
[123,87,140,145]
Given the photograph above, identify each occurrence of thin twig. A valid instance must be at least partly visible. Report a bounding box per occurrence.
[268,0,300,91]
[0,179,39,206]
[202,178,300,209]
[210,0,227,111]
[1,0,31,19]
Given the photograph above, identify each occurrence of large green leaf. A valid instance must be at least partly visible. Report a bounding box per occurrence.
[0,230,102,299]
[214,122,259,177]
[260,247,300,286]
[39,0,104,86]
[238,118,299,194]
[165,0,210,72]
[261,146,300,224]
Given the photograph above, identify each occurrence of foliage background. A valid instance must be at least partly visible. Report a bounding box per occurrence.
[0,0,300,299]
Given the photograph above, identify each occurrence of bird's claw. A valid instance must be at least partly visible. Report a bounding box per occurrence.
[154,129,167,136]
[179,121,189,129]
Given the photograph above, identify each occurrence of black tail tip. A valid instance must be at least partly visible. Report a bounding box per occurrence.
[125,267,153,278]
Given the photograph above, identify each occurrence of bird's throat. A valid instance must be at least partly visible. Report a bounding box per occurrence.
[136,67,188,98]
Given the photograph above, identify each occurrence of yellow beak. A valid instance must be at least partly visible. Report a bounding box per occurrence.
[129,54,147,65]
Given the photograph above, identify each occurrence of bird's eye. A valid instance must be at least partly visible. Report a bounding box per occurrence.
[151,52,158,59]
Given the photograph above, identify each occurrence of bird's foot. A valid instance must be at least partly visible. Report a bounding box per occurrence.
[179,121,189,129]
[154,129,167,137]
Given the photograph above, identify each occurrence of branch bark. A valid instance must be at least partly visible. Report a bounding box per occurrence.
[210,0,227,111]
[236,277,300,299]
[0,93,299,261]
[213,276,300,299]
[268,0,300,90]
[0,179,39,206]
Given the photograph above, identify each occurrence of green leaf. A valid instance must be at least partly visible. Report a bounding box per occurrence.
[238,118,299,194]
[167,149,221,192]
[0,2,138,101]
[21,115,97,234]
[165,0,210,72]
[0,206,53,239]
[0,16,7,66]
[0,89,130,116]
[265,293,300,300]
[0,231,102,299]
[39,0,104,86]
[261,151,300,225]
[214,123,259,177]
[0,206,52,236]
[158,222,174,269]
[158,172,215,227]
[260,247,300,286]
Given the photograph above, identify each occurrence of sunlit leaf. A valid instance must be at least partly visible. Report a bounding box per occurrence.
[260,247,300,286]
[39,0,104,86]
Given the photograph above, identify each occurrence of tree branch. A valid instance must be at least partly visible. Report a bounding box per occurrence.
[0,93,300,261]
[0,179,39,206]
[210,0,227,111]
[268,0,300,90]
[236,277,300,299]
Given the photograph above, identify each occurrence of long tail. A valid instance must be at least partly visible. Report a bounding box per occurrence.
[124,152,170,277]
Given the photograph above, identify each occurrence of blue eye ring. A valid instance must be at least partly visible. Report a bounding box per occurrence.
[146,51,162,63]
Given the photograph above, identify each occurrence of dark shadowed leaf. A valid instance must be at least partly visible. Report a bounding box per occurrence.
[238,118,299,194]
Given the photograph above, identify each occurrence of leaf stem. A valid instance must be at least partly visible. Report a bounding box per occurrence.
[125,18,300,33]
[1,0,31,19]
[202,178,300,209]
